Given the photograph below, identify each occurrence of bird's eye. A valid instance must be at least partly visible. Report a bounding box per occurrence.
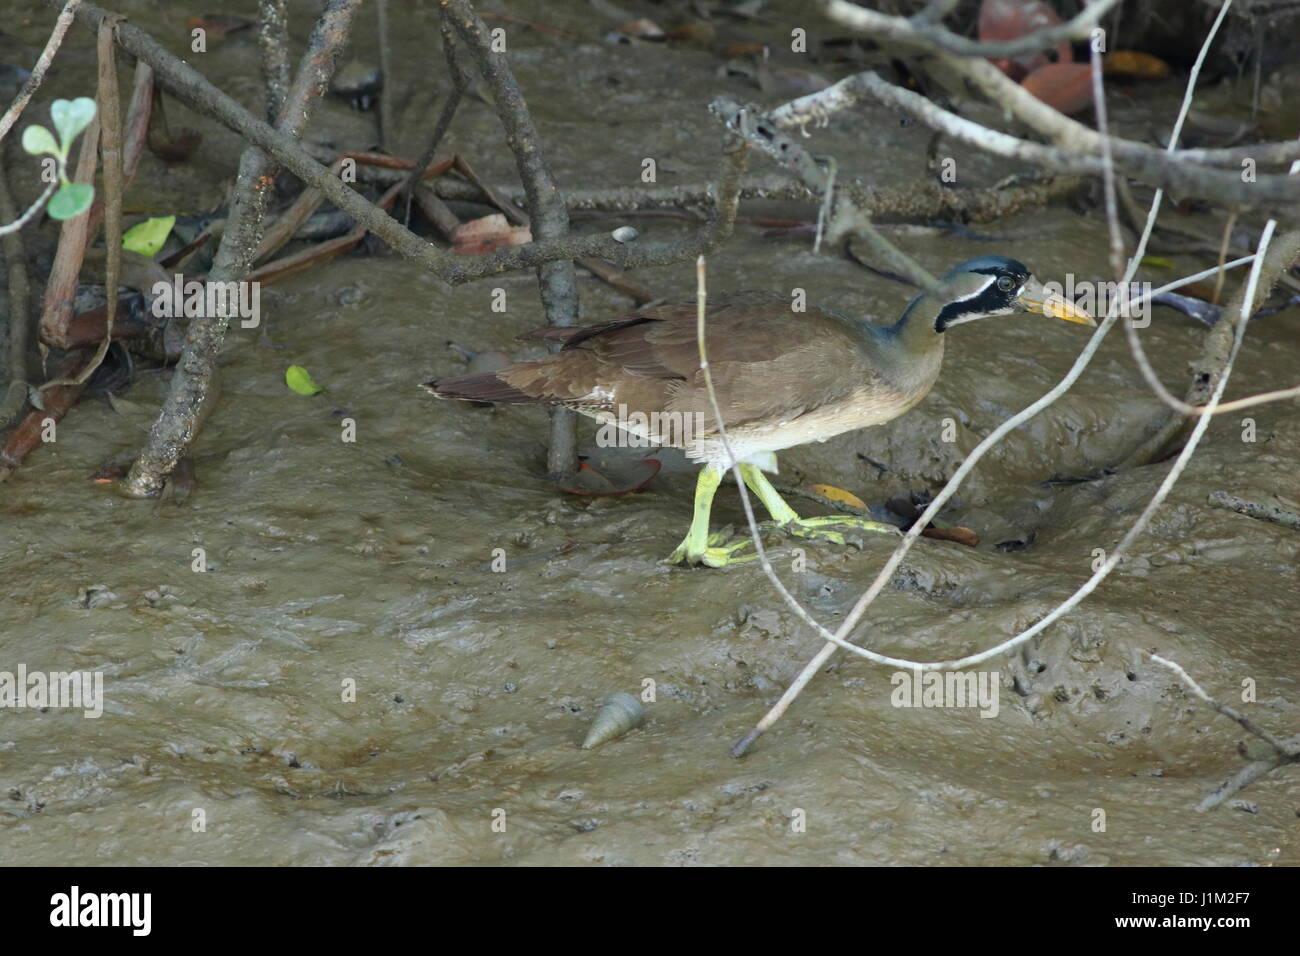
[997,276,1015,292]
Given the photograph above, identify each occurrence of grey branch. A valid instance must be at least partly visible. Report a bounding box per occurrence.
[1207,491,1300,531]
[814,1,1300,209]
[1149,653,1300,811]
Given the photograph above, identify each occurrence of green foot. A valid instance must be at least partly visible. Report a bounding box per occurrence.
[782,515,901,547]
[665,528,765,568]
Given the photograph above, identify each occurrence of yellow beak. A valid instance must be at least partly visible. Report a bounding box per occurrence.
[1017,278,1096,326]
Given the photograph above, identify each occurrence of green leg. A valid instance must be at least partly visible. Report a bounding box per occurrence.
[666,465,761,567]
[739,463,801,524]
[666,463,899,568]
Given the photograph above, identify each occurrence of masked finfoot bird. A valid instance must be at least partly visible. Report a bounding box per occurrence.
[424,256,1094,567]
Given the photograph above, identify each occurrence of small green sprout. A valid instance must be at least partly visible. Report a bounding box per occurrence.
[21,97,98,221]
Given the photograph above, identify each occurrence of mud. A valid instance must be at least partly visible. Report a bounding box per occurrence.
[1,0,1297,865]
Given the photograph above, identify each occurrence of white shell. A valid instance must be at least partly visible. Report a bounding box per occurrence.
[581,692,644,748]
[611,226,639,244]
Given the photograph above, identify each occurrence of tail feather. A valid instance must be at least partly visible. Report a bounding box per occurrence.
[422,371,542,404]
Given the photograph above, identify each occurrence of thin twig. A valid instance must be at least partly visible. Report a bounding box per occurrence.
[400,11,470,223]
[1090,39,1125,282]
[693,254,821,665]
[445,0,582,478]
[0,0,82,146]
[0,182,57,238]
[1148,653,1300,811]
[258,0,291,123]
[376,0,395,151]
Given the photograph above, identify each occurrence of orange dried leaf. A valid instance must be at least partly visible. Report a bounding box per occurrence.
[921,526,980,547]
[806,483,867,511]
[1103,50,1171,78]
[1021,62,1093,115]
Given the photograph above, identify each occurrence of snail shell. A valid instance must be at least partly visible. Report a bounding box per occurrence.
[581,692,644,749]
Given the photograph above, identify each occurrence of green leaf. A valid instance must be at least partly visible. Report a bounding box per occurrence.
[1141,255,1175,270]
[21,124,59,157]
[122,215,176,257]
[285,365,325,396]
[47,182,94,220]
[50,97,96,151]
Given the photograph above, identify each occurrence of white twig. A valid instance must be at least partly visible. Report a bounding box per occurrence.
[0,181,57,237]
[693,256,836,662]
[1089,39,1125,282]
[1149,653,1300,811]
[1149,654,1296,756]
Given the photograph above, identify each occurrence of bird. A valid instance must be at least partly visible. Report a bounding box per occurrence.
[424,255,1094,567]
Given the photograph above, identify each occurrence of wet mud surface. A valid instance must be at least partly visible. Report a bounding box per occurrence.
[1,1,1298,865]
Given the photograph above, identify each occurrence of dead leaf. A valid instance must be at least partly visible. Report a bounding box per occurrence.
[1103,50,1171,78]
[979,0,1070,79]
[1021,62,1093,115]
[805,483,868,511]
[921,526,980,547]
[450,214,532,256]
[558,458,661,496]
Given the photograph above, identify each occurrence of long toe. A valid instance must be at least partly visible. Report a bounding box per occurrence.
[782,515,901,549]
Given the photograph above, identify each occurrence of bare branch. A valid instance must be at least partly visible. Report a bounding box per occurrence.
[258,0,291,123]
[816,0,1300,209]
[1207,491,1300,532]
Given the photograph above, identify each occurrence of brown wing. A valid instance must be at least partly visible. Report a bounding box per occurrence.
[426,293,879,431]
[581,295,879,431]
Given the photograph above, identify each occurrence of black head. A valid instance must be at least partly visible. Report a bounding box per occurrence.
[933,256,1032,332]
[929,255,1094,332]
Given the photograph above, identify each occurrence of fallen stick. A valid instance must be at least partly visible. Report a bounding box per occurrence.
[1207,491,1300,531]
